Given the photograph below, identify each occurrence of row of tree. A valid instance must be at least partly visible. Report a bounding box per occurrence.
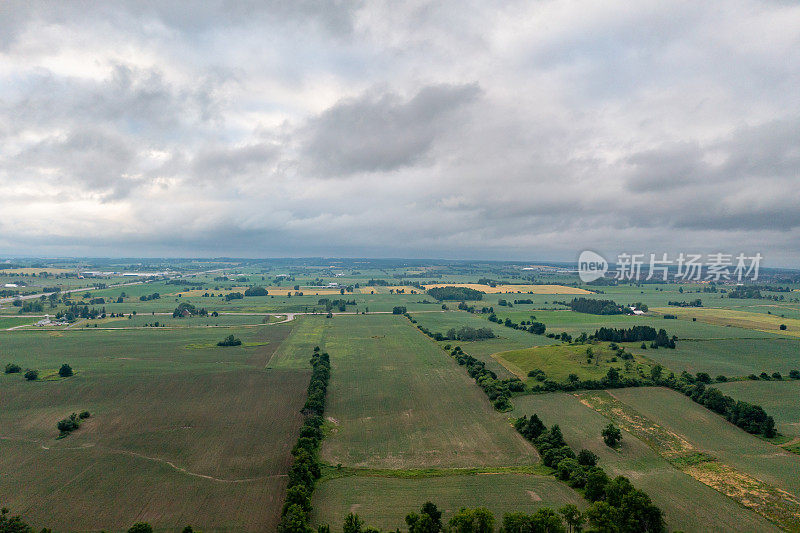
[337,500,584,533]
[449,346,524,411]
[487,314,546,335]
[278,348,331,533]
[566,298,625,315]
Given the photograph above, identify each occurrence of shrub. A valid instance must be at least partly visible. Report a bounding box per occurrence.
[4,363,21,374]
[24,369,38,381]
[58,364,73,377]
[128,523,154,533]
[789,370,800,379]
[217,335,242,347]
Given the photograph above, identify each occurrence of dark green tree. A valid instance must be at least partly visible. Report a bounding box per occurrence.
[602,423,622,448]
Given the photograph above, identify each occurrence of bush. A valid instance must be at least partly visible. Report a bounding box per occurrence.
[392,306,407,314]
[217,335,242,347]
[57,414,81,435]
[128,523,154,533]
[789,370,800,379]
[4,363,21,374]
[79,411,91,419]
[58,363,73,377]
[24,369,38,381]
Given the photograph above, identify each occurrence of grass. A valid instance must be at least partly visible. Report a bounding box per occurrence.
[306,314,538,468]
[584,388,800,530]
[408,311,556,379]
[422,283,593,294]
[0,316,39,329]
[604,388,800,495]
[716,379,800,439]
[0,322,308,531]
[652,307,800,338]
[312,474,586,530]
[625,337,800,377]
[510,392,779,532]
[493,343,655,383]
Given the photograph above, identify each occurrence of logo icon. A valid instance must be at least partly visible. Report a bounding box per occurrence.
[578,250,608,283]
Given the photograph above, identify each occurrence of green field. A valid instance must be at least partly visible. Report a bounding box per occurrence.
[608,387,800,496]
[716,379,800,439]
[510,392,779,532]
[408,311,556,379]
[4,258,800,531]
[277,314,538,468]
[0,322,306,531]
[627,337,800,377]
[312,474,586,529]
[494,343,656,383]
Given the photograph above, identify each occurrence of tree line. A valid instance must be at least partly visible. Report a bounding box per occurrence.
[591,327,676,348]
[278,347,331,533]
[565,298,626,315]
[427,287,484,301]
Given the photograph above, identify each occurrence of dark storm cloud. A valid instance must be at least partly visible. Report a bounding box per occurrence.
[300,84,481,176]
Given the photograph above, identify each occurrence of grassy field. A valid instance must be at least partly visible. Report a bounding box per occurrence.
[0,322,307,531]
[278,314,538,468]
[716,380,800,439]
[422,284,593,295]
[493,343,656,383]
[607,387,800,497]
[510,392,779,532]
[312,474,586,529]
[627,337,800,377]
[0,316,39,329]
[578,388,800,530]
[408,311,556,379]
[652,307,800,338]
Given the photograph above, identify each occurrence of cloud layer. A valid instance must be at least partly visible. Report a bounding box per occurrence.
[1,0,799,264]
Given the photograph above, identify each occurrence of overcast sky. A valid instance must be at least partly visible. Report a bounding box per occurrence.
[1,1,799,265]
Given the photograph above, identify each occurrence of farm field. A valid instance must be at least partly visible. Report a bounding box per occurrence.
[423,283,592,294]
[0,316,38,329]
[607,387,800,496]
[292,314,538,468]
[627,337,800,377]
[652,307,800,338]
[510,392,780,532]
[493,343,656,383]
[0,321,307,531]
[408,311,556,378]
[312,473,586,530]
[490,308,778,340]
[716,380,800,439]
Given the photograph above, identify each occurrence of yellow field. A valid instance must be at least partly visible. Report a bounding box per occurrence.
[358,286,425,294]
[0,267,76,274]
[422,283,592,295]
[173,286,346,297]
[652,307,800,337]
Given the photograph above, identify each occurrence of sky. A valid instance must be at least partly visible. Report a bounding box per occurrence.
[1,1,799,265]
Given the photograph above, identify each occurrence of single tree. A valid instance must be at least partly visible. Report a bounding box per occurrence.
[58,364,73,377]
[602,423,622,448]
[559,504,584,533]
